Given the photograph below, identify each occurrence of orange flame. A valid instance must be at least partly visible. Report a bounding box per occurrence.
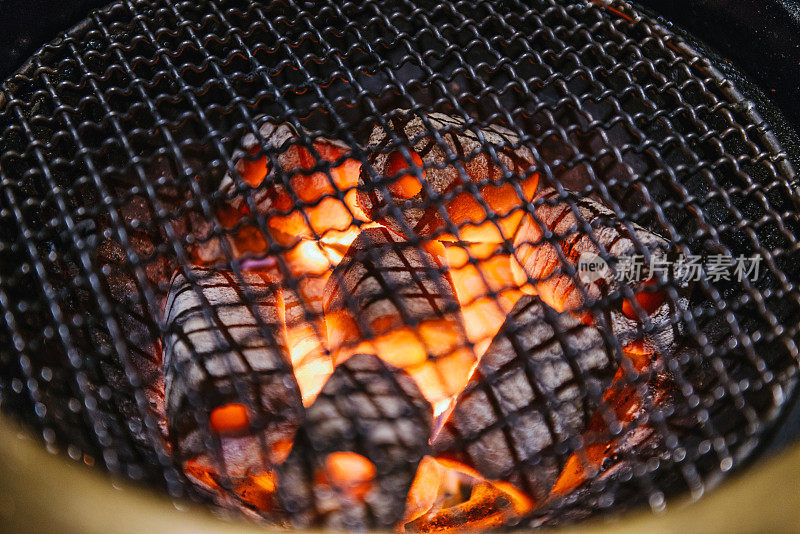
[403,457,534,532]
[182,132,677,526]
[443,241,524,357]
[281,226,378,405]
[327,313,477,417]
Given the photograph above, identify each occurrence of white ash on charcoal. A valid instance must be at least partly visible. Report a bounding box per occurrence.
[190,121,365,263]
[323,226,476,412]
[433,295,618,504]
[357,110,538,243]
[162,267,303,485]
[512,187,690,352]
[547,310,753,506]
[277,354,433,530]
[533,317,746,525]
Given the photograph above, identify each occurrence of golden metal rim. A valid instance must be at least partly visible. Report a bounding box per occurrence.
[0,414,798,534]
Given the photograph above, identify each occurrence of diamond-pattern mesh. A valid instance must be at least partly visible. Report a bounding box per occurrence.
[0,0,799,529]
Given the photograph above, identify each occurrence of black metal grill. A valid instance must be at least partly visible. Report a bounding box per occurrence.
[1,0,799,529]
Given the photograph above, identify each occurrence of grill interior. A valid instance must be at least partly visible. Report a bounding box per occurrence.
[1,0,799,530]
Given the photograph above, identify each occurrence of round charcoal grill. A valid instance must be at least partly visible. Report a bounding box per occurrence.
[1,0,800,531]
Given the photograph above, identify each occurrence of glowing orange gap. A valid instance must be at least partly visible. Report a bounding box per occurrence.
[386,149,425,199]
[323,451,377,499]
[621,278,666,320]
[209,403,250,434]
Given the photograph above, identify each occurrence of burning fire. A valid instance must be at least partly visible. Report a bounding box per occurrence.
[323,229,478,417]
[442,241,524,357]
[167,120,678,529]
[403,457,534,532]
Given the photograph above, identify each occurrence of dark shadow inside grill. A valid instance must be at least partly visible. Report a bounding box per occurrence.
[1,0,799,529]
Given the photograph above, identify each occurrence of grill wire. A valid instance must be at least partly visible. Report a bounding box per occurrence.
[1,0,799,529]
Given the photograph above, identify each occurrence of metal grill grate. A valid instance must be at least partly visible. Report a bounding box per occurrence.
[1,0,799,529]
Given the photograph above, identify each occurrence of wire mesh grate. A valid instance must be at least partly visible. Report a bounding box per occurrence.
[0,0,799,529]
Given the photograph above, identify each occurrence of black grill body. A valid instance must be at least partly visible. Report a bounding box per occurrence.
[0,0,799,529]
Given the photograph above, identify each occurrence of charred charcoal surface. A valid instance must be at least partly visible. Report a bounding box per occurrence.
[0,0,797,527]
[524,312,778,528]
[324,226,474,409]
[277,353,432,530]
[193,119,363,263]
[434,295,618,503]
[513,187,691,353]
[163,267,303,476]
[357,110,537,242]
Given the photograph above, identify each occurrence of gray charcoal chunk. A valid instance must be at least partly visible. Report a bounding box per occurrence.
[513,187,690,352]
[162,267,303,475]
[357,110,536,237]
[434,296,618,503]
[277,354,432,530]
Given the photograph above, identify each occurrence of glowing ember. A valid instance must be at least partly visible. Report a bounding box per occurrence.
[191,122,367,265]
[620,277,667,320]
[239,226,375,405]
[357,111,538,241]
[265,150,365,245]
[323,227,476,412]
[551,341,659,496]
[163,268,303,478]
[403,457,534,532]
[386,149,426,199]
[277,354,432,529]
[439,163,538,244]
[322,452,377,500]
[443,241,524,356]
[184,458,278,514]
[235,146,270,188]
[282,289,331,406]
[231,122,366,247]
[209,403,250,434]
[433,295,617,504]
[509,188,672,311]
[167,115,686,529]
[510,188,689,352]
